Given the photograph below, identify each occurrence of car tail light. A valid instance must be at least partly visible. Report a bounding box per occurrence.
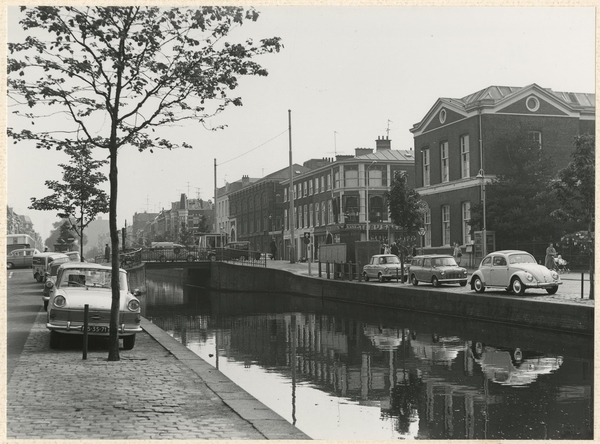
[127,299,140,312]
[53,295,66,308]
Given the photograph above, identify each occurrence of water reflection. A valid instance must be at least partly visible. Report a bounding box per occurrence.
[142,271,593,440]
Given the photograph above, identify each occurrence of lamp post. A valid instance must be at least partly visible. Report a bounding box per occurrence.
[476,169,486,257]
[365,161,377,241]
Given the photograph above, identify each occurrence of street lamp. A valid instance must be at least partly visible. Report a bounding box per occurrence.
[476,169,486,257]
[365,161,377,241]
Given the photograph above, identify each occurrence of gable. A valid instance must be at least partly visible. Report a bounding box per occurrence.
[496,94,569,117]
[422,106,467,133]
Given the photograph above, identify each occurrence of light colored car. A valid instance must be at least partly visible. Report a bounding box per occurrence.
[32,252,70,282]
[45,262,142,350]
[64,251,82,262]
[409,254,468,287]
[141,243,199,262]
[6,247,40,269]
[362,254,408,282]
[470,250,561,295]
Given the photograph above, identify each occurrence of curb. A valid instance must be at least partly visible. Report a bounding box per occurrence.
[141,318,310,440]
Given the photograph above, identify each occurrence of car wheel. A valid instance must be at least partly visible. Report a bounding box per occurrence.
[473,276,486,293]
[43,300,48,311]
[159,255,167,263]
[363,272,370,282]
[411,274,418,286]
[378,273,384,283]
[459,280,467,287]
[123,334,136,350]
[49,331,61,349]
[7,262,14,269]
[186,255,195,262]
[511,277,525,295]
[209,255,217,262]
[546,286,558,295]
[432,276,440,287]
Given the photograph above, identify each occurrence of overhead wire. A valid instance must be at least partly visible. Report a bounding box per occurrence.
[218,128,288,166]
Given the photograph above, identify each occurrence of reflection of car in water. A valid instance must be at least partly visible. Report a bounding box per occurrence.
[363,325,410,350]
[471,342,563,387]
[410,333,465,365]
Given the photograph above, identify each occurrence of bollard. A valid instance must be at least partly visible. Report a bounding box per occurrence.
[319,261,322,278]
[326,261,330,280]
[83,304,89,360]
[581,272,585,299]
[349,262,353,281]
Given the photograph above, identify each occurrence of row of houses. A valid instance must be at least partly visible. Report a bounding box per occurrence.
[6,206,43,250]
[215,83,594,262]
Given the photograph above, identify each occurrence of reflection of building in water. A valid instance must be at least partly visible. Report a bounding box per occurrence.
[150,306,591,440]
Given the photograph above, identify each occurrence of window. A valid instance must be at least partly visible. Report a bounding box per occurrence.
[460,135,470,179]
[422,149,430,186]
[303,205,308,228]
[328,200,333,225]
[309,203,313,227]
[303,182,307,197]
[321,176,325,193]
[424,207,431,247]
[327,174,331,191]
[321,201,326,225]
[284,188,288,202]
[293,184,297,200]
[344,196,359,223]
[442,205,450,246]
[462,201,471,245]
[284,209,288,230]
[528,131,542,149]
[315,202,320,226]
[345,167,359,187]
[367,167,383,187]
[334,170,340,189]
[315,177,319,194]
[440,141,449,183]
[526,96,540,112]
[369,195,384,223]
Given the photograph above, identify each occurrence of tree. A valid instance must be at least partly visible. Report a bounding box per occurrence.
[469,128,567,247]
[44,219,79,251]
[385,172,423,278]
[8,6,282,361]
[551,134,595,299]
[30,144,109,259]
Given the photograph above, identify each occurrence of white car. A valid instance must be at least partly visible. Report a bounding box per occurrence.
[470,250,562,295]
[45,262,142,350]
[362,254,408,282]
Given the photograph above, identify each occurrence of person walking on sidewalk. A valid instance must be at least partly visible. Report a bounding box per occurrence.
[104,243,111,262]
[544,242,557,270]
[453,242,462,265]
[269,238,277,260]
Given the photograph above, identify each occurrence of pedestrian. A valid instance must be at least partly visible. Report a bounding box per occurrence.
[43,246,49,252]
[544,242,557,270]
[391,242,399,257]
[453,242,462,265]
[269,238,277,260]
[384,244,391,254]
[104,243,111,262]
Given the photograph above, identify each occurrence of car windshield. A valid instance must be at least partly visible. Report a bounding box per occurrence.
[383,256,400,264]
[433,257,458,266]
[57,268,128,291]
[508,254,536,264]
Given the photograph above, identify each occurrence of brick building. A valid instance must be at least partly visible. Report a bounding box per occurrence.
[410,84,594,260]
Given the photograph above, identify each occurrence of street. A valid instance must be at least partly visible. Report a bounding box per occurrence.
[6,268,44,383]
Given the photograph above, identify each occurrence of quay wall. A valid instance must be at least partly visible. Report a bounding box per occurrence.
[209,262,593,335]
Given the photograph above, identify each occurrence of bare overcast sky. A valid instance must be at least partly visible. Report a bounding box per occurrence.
[5,5,596,240]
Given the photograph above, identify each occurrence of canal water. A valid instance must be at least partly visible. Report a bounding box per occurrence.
[141,270,593,440]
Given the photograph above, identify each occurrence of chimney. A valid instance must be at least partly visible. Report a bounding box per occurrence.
[241,175,250,186]
[376,136,391,151]
[355,148,374,157]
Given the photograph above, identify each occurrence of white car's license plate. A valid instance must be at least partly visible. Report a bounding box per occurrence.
[87,326,109,333]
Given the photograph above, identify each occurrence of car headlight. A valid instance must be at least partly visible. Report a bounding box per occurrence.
[53,295,66,308]
[127,299,140,312]
[441,271,445,276]
[551,271,559,280]
[45,280,54,289]
[525,273,534,282]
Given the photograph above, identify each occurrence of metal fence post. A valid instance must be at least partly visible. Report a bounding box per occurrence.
[83,304,89,360]
[349,262,353,281]
[582,272,585,299]
[326,261,330,279]
[318,261,322,278]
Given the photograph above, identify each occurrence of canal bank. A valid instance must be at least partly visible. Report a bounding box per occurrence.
[200,261,593,335]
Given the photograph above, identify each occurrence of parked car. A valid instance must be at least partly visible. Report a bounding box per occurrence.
[45,262,142,350]
[6,247,40,269]
[409,254,468,287]
[42,261,70,310]
[32,252,70,282]
[208,241,261,262]
[64,251,82,262]
[362,254,408,282]
[470,250,562,295]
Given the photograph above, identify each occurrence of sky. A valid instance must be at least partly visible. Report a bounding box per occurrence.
[4,5,596,242]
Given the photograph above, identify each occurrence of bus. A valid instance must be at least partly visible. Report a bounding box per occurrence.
[7,234,38,254]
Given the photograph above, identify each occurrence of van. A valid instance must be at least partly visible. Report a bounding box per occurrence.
[32,252,70,282]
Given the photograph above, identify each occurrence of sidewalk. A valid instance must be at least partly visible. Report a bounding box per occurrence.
[6,312,310,440]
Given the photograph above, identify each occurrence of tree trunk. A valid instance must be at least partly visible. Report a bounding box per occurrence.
[589,222,594,300]
[107,145,120,361]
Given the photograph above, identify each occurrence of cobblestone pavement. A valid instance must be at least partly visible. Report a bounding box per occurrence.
[264,259,594,306]
[7,312,309,440]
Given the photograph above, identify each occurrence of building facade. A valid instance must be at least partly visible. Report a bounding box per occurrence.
[410,84,594,259]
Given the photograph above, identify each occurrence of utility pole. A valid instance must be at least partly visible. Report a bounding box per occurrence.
[214,159,217,234]
[289,110,295,264]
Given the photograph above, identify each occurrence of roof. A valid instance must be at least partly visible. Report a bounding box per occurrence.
[58,261,126,272]
[354,149,415,162]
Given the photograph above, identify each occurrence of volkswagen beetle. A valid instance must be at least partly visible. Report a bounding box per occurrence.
[45,262,142,350]
[470,250,561,295]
